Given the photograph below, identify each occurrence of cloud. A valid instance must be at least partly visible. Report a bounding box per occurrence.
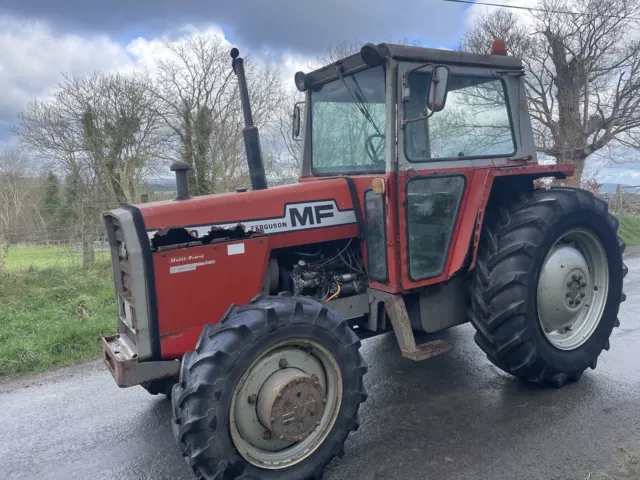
[0,13,313,143]
[1,0,469,54]
[0,14,135,140]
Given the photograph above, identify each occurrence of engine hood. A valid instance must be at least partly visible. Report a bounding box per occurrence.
[133,178,361,246]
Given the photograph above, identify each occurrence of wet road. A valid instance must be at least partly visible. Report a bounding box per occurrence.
[2,257,640,480]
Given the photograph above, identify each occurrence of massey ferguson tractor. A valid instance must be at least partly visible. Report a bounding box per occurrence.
[102,42,627,479]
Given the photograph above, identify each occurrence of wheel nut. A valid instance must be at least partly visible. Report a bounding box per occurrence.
[575,299,581,305]
[567,281,573,287]
[278,358,288,368]
[577,274,583,280]
[565,292,572,298]
[581,282,587,287]
[580,292,585,298]
[263,431,272,440]
[569,300,575,305]
[247,394,257,404]
[572,273,578,280]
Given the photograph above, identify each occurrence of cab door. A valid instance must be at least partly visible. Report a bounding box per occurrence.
[395,62,519,289]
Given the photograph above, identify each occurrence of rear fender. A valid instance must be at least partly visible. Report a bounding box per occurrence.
[448,163,575,276]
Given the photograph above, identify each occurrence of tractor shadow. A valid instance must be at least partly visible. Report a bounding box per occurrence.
[324,324,605,480]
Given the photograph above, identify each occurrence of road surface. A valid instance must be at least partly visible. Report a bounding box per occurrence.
[2,256,640,480]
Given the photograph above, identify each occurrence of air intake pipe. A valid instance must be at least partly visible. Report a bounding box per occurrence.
[230,48,268,190]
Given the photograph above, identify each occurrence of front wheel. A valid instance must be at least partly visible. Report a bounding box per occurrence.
[470,187,627,387]
[171,293,367,480]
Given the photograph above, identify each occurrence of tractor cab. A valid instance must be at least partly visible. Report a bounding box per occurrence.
[295,42,536,179]
[292,43,544,293]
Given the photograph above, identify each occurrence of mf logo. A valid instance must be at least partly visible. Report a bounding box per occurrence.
[281,399,317,425]
[288,203,334,227]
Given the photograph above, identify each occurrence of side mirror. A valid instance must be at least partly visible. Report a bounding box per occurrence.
[292,102,303,140]
[402,64,450,126]
[428,66,450,113]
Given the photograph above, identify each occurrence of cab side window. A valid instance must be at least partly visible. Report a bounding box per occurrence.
[406,175,465,280]
[405,74,515,160]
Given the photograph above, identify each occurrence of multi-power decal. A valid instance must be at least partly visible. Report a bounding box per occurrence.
[147,200,357,240]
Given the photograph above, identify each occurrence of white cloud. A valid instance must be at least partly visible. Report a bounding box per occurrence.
[0,14,316,141]
[0,15,133,120]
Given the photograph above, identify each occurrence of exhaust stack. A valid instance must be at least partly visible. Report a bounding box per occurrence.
[170,161,192,200]
[230,48,268,191]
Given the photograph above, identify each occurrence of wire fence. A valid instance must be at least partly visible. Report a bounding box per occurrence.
[602,187,640,216]
[0,235,111,272]
[0,202,115,273]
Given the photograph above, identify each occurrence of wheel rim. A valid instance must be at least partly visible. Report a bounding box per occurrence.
[229,339,342,469]
[537,228,609,350]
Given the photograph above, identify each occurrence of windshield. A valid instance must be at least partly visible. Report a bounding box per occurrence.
[311,66,386,174]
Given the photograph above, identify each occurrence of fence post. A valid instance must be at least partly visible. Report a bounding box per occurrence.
[81,200,94,268]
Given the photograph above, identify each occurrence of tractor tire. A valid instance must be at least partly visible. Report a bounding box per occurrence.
[171,293,367,480]
[469,187,627,387]
[141,379,176,399]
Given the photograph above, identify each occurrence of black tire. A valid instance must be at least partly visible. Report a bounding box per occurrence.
[141,378,176,399]
[171,293,367,480]
[469,187,627,387]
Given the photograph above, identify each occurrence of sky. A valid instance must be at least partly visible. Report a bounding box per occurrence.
[0,0,638,184]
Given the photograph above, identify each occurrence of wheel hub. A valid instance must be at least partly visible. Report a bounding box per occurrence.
[537,229,609,350]
[229,342,342,469]
[538,245,590,332]
[257,368,326,442]
[563,270,588,310]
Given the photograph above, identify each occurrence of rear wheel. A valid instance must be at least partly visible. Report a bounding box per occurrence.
[470,187,627,387]
[171,293,367,480]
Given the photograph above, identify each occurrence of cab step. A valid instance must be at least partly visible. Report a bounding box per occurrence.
[384,294,453,361]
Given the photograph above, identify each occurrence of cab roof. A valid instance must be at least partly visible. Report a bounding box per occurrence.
[302,43,523,90]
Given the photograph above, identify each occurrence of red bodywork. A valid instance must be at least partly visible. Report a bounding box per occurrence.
[137,162,574,359]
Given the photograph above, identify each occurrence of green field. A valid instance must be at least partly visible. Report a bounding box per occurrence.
[1,245,110,271]
[0,263,115,377]
[617,215,640,247]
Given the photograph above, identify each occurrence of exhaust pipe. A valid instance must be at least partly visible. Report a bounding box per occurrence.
[170,160,192,200]
[230,48,268,191]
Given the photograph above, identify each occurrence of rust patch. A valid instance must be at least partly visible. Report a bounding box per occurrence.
[152,224,261,251]
[159,328,191,340]
[200,224,260,243]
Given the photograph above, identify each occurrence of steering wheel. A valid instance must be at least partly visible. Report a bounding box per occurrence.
[365,133,386,165]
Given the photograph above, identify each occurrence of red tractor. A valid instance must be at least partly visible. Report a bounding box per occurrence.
[102,42,627,479]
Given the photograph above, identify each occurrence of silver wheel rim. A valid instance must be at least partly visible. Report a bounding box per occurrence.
[229,339,342,469]
[537,228,609,350]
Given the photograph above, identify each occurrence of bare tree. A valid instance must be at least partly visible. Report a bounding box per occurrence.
[153,34,233,195]
[463,0,640,186]
[153,33,285,194]
[16,72,166,203]
[0,148,43,241]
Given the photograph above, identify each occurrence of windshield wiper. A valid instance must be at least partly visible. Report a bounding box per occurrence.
[334,66,384,137]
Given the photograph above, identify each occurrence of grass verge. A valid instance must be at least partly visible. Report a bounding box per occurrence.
[0,262,115,378]
[617,215,640,246]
